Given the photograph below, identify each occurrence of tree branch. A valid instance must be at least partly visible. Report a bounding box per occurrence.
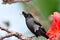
[0,26,35,40]
[2,0,30,4]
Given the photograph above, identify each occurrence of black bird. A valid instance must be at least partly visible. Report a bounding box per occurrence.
[22,11,49,39]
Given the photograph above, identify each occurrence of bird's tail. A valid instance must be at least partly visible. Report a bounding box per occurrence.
[41,27,49,39]
[43,34,49,39]
[40,27,49,39]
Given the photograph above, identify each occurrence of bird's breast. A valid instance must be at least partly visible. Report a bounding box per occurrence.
[26,18,35,26]
[27,21,34,26]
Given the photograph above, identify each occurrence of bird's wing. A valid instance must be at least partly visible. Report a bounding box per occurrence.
[41,27,46,33]
[33,19,46,33]
[33,19,42,26]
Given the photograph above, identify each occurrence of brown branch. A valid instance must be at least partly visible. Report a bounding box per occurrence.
[0,33,14,40]
[0,27,11,33]
[2,0,30,4]
[0,26,35,40]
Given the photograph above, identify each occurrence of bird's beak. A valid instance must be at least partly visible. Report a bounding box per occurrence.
[21,11,27,16]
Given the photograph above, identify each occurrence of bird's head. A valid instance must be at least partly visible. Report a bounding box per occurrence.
[22,11,33,18]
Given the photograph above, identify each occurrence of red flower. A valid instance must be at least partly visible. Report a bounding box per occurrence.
[46,12,60,40]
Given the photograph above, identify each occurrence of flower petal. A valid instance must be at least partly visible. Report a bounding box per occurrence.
[46,12,60,40]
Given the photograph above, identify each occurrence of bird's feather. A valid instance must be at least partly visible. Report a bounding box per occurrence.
[34,19,42,26]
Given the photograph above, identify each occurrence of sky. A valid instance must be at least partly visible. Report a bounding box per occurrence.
[0,0,34,40]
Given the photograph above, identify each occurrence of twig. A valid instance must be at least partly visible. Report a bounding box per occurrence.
[0,27,11,33]
[0,26,35,40]
[2,0,30,4]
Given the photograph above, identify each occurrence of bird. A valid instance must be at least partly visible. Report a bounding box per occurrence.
[22,11,49,39]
